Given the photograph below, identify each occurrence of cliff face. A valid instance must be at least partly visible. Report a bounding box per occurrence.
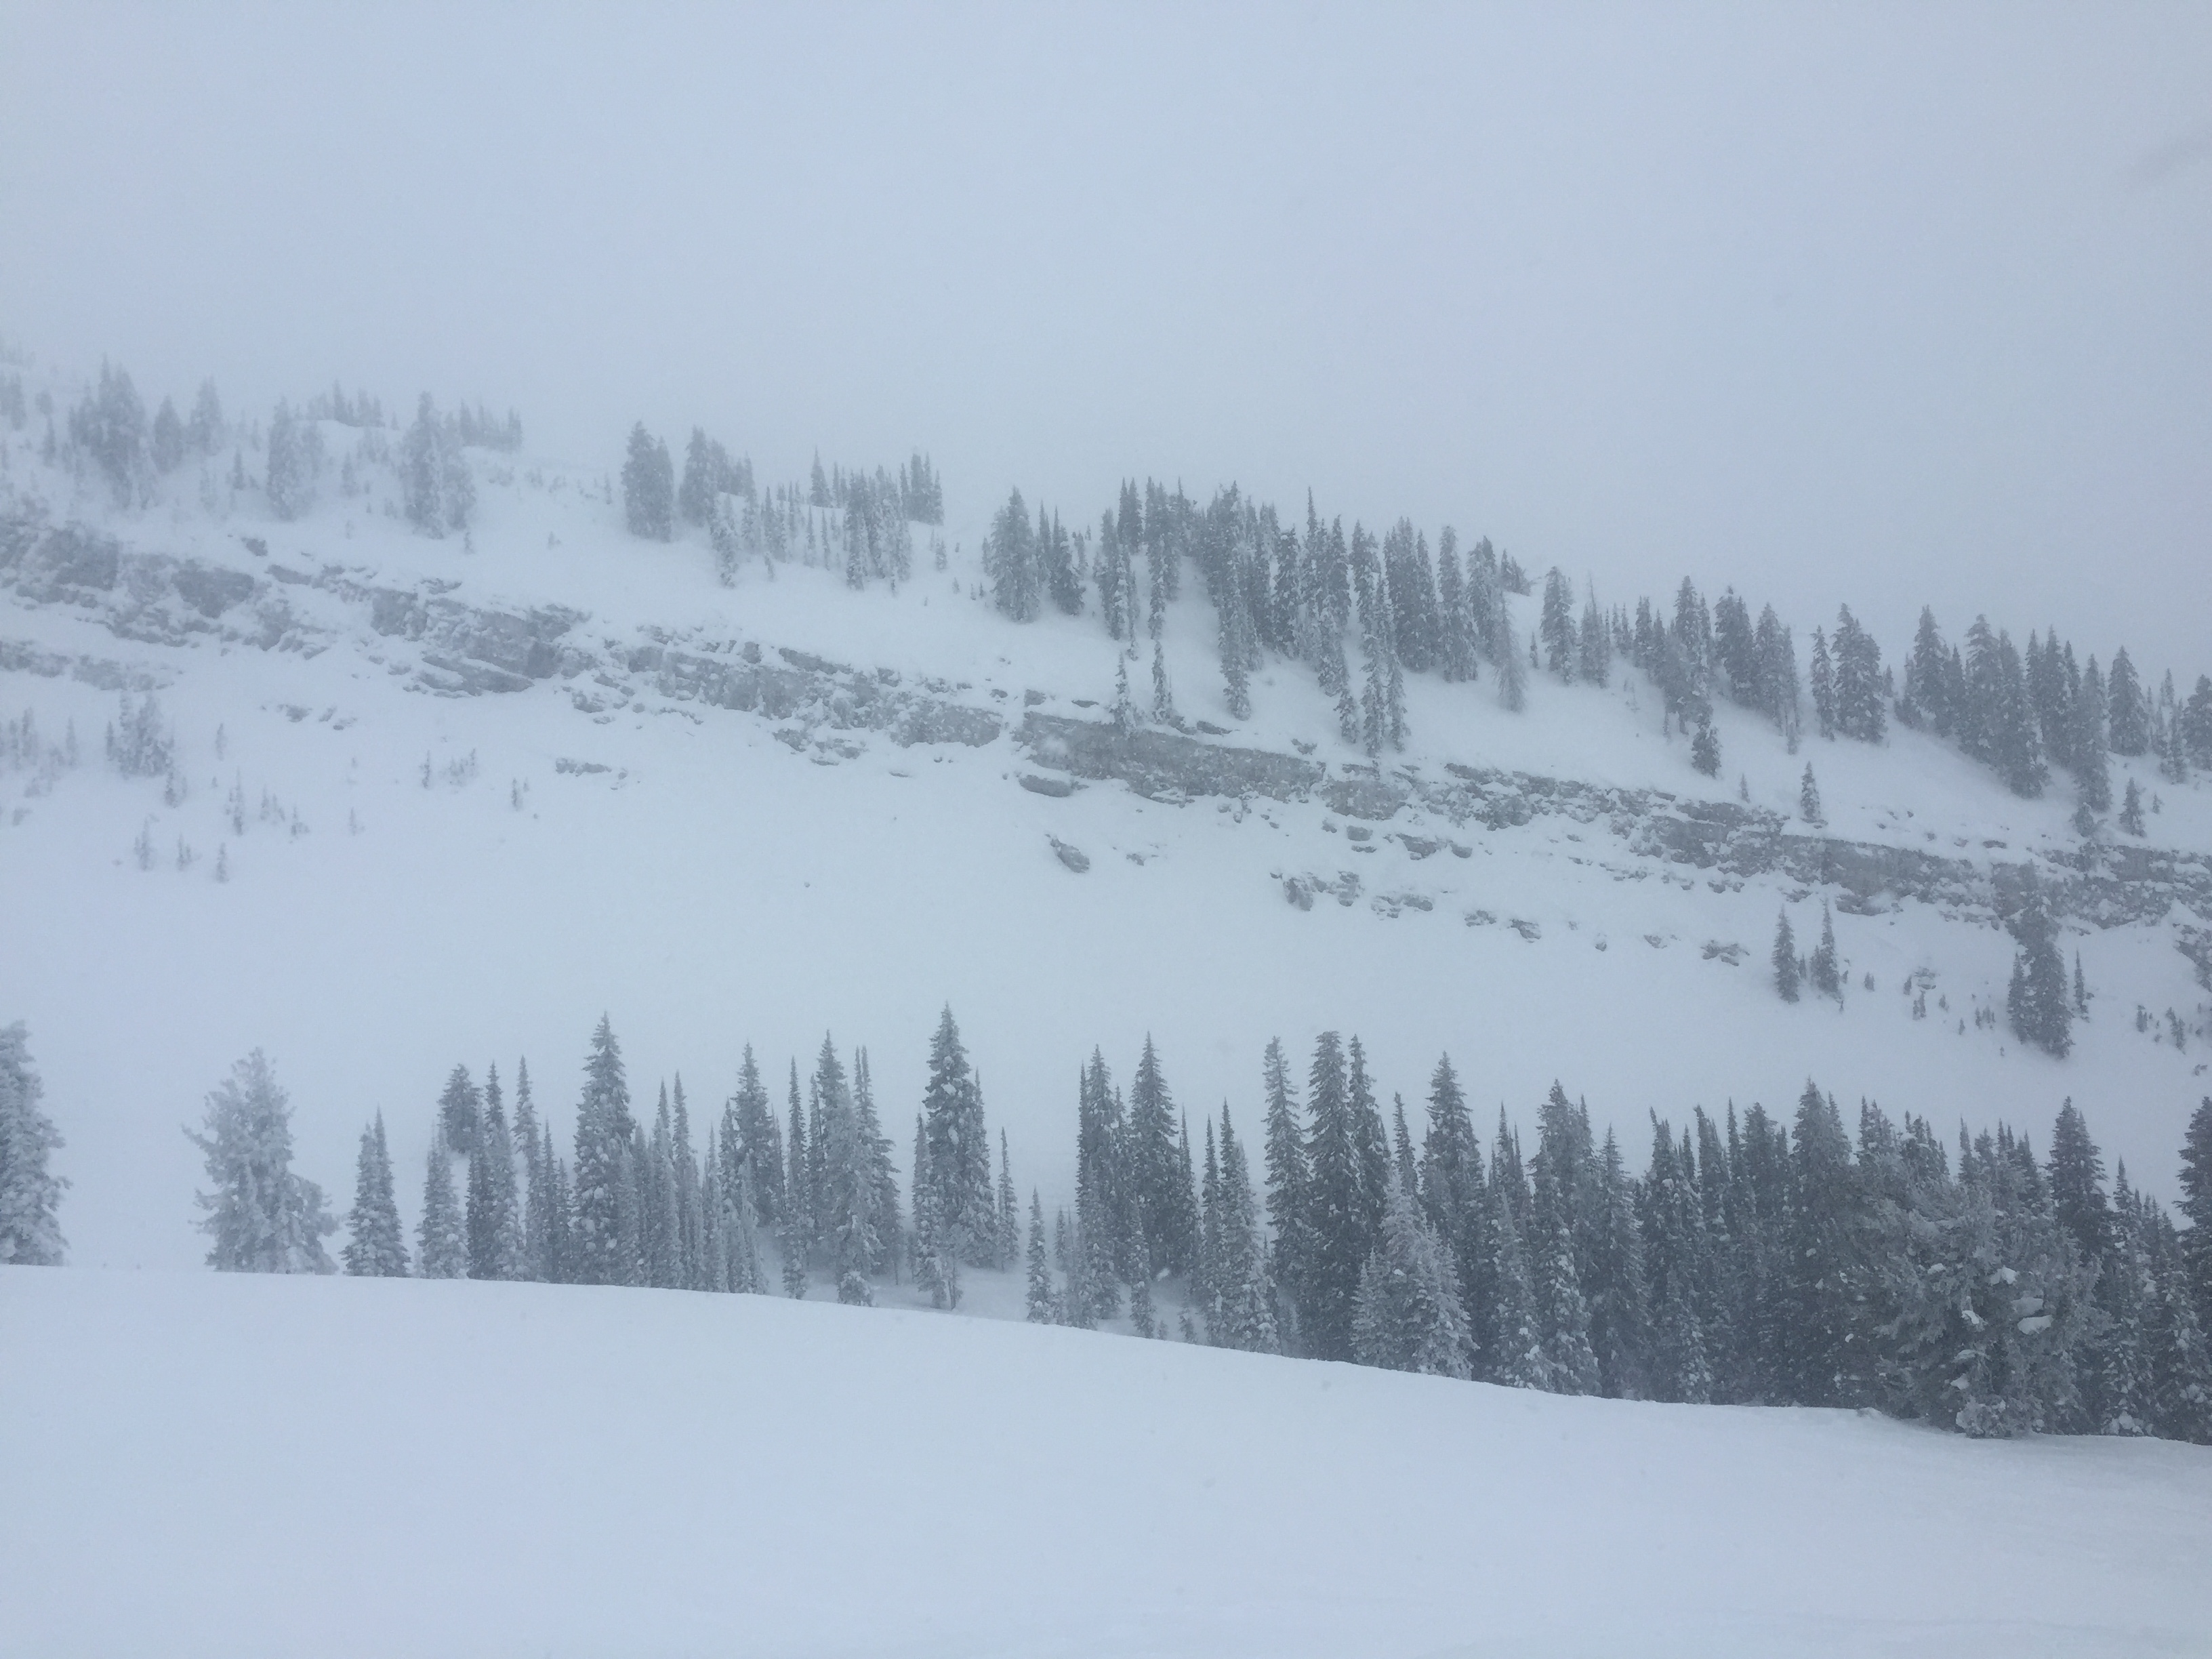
[7,514,2209,944]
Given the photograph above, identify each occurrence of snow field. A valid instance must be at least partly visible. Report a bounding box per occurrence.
[4,1265,2209,1659]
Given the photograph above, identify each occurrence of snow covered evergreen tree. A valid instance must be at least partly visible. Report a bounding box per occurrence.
[1772,910,1801,1003]
[409,1128,462,1279]
[621,422,676,541]
[570,1016,638,1286]
[2006,872,2074,1058]
[342,1112,407,1276]
[1025,1190,1057,1322]
[466,1063,523,1280]
[401,394,474,536]
[1352,1175,1471,1377]
[920,1006,996,1267]
[186,1050,334,1273]
[1300,1031,1384,1360]
[0,1023,67,1265]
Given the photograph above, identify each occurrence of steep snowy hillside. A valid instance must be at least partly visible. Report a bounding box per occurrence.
[3,1266,2209,1659]
[3,371,2208,1286]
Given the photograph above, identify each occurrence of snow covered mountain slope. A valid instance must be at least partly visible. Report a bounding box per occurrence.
[1,390,2208,1277]
[3,1265,2208,1659]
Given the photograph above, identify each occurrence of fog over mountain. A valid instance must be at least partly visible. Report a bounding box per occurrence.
[4,5,2207,669]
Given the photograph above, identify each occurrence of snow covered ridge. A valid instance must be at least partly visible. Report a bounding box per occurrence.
[5,507,2211,951]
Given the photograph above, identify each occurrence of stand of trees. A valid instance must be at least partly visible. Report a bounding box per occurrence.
[9,1002,2207,1445]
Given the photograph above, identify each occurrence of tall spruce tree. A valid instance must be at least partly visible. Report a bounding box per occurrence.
[416,1129,466,1279]
[0,1022,66,1265]
[571,1016,638,1286]
[342,1113,407,1276]
[920,1007,995,1267]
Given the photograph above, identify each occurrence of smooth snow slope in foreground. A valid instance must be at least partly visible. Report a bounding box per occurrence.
[4,1267,2209,1659]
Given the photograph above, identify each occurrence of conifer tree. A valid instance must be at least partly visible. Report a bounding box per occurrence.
[2107,647,2148,756]
[1809,904,1841,1000]
[2179,1097,2212,1336]
[1530,1158,1601,1394]
[1799,764,1823,825]
[401,394,474,535]
[571,1016,638,1286]
[1302,1032,1387,1360]
[779,1080,813,1300]
[1772,911,1801,1003]
[514,1057,551,1280]
[466,1063,523,1280]
[438,1063,482,1158]
[2005,874,2074,1058]
[2070,655,2109,807]
[1261,1038,1311,1323]
[1025,1190,1057,1322]
[1587,1128,1650,1397]
[417,1130,466,1279]
[342,1113,408,1276]
[1783,1083,1857,1404]
[1808,628,1835,739]
[1206,1104,1281,1353]
[1690,715,1720,777]
[996,1129,1020,1271]
[621,422,676,540]
[187,1050,335,1273]
[1486,1176,1549,1389]
[920,1007,996,1267]
[0,1023,66,1266]
[912,1113,955,1309]
[2047,1101,2114,1265]
[1353,1176,1471,1377]
[2120,777,2146,836]
[1417,1055,1485,1328]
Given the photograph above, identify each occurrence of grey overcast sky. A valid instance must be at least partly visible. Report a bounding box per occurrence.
[3,3,2207,676]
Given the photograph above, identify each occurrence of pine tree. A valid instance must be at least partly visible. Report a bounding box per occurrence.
[1809,904,1841,1000]
[2179,1097,2212,1338]
[920,1006,995,1267]
[621,422,676,540]
[1260,1038,1311,1325]
[342,1113,407,1276]
[1416,1055,1486,1347]
[466,1063,523,1280]
[1690,715,1721,777]
[1486,1176,1549,1388]
[1206,1104,1281,1353]
[1301,1032,1389,1361]
[2107,647,2149,756]
[2047,1101,2114,1265]
[2005,873,2074,1058]
[401,394,473,535]
[1782,1082,1857,1405]
[1773,911,1801,1003]
[0,1022,66,1265]
[186,1050,335,1273]
[437,1063,481,1158]
[2120,777,2146,836]
[1586,1128,1650,1397]
[2074,656,2112,813]
[1808,628,1835,739]
[1025,1190,1057,1322]
[1352,1176,1471,1377]
[983,488,1040,620]
[996,1129,1020,1271]
[1799,764,1823,825]
[1530,1156,1601,1394]
[571,1016,638,1286]
[416,1129,466,1279]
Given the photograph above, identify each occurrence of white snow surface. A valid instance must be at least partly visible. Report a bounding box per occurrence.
[5,1265,2210,1659]
[1,396,2209,1274]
